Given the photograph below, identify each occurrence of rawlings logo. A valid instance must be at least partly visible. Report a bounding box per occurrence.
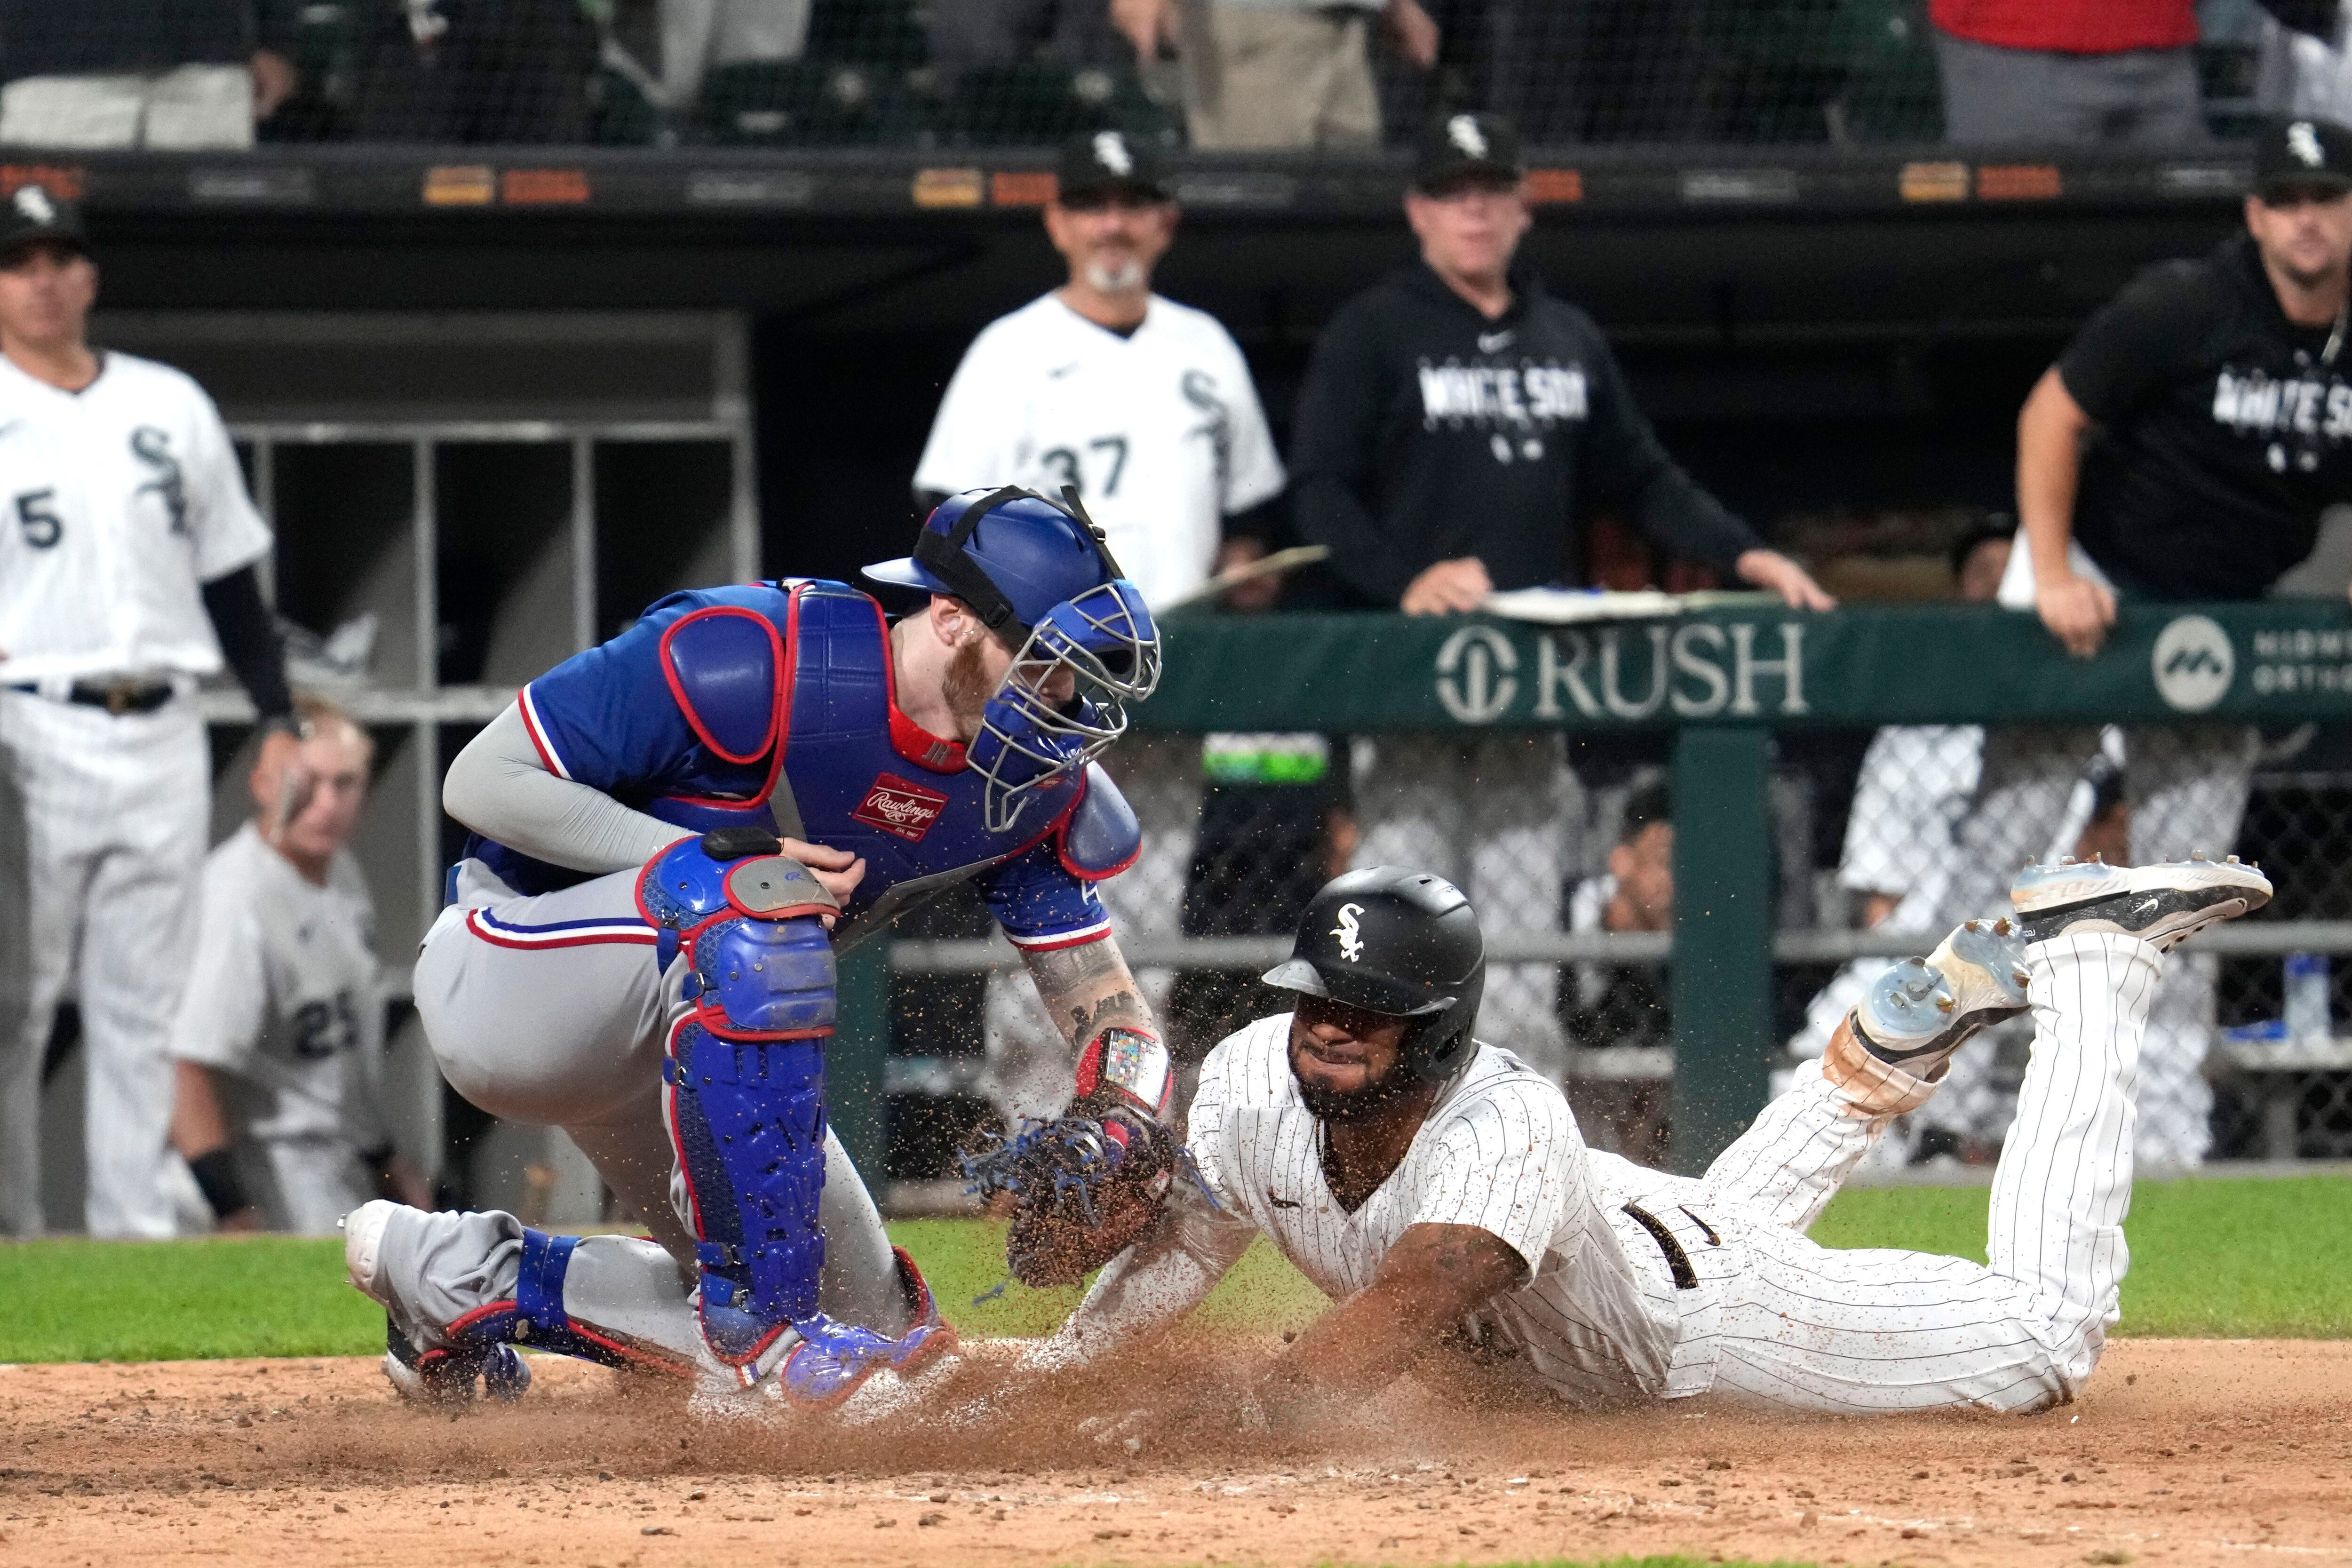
[1332,902,1366,962]
[853,772,948,842]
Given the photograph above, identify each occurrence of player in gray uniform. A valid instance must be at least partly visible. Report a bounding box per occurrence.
[1014,852,2270,1423]
[169,700,430,1234]
[0,186,298,1237]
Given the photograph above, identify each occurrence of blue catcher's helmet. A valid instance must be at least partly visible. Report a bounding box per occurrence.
[863,487,1161,832]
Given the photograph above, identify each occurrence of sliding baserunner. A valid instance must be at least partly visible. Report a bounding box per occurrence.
[1011,853,2267,1418]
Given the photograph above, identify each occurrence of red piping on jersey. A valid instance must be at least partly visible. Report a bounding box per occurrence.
[658,605,785,765]
[517,686,569,779]
[665,1017,711,1236]
[463,909,658,950]
[1006,922,1112,953]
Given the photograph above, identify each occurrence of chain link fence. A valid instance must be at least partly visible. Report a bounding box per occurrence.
[0,0,2296,151]
[883,711,2352,1192]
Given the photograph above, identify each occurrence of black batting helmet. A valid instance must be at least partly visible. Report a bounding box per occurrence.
[1262,867,1486,1087]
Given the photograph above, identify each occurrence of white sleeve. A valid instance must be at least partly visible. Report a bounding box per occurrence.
[912,328,1019,497]
[1214,332,1285,515]
[1409,1076,1584,1276]
[170,853,270,1074]
[1026,1031,1258,1369]
[183,382,272,582]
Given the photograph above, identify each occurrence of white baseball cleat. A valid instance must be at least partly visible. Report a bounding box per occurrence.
[342,1200,530,1406]
[1851,916,2031,1081]
[2012,854,2272,951]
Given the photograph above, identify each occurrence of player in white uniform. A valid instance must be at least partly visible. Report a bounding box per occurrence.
[913,129,1285,1130]
[0,186,298,1238]
[169,700,430,1234]
[1028,854,2271,1417]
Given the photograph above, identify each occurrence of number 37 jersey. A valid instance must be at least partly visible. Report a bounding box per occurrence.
[913,293,1284,608]
[0,350,271,683]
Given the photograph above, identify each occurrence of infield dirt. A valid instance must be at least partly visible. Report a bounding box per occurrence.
[2,1337,2346,1567]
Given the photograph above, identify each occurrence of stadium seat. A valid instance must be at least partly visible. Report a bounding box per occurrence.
[699,59,926,146]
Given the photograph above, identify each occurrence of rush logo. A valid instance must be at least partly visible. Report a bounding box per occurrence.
[853,773,948,841]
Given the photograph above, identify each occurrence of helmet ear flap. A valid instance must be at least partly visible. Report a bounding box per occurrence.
[1406,966,1484,1085]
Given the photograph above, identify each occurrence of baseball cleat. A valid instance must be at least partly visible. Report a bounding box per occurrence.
[345,1199,532,1407]
[1852,916,2031,1080]
[2012,854,2272,951]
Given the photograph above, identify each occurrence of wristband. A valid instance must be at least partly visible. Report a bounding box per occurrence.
[1073,1024,1173,1120]
[187,1148,252,1221]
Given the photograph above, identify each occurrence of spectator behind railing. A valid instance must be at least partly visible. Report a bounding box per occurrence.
[1930,0,2208,145]
[1109,0,1439,149]
[1287,111,1832,1080]
[347,0,600,143]
[600,0,813,138]
[1561,777,1673,1162]
[0,0,299,149]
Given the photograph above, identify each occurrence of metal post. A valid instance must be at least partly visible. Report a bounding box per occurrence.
[1667,725,1775,1175]
[829,939,891,1186]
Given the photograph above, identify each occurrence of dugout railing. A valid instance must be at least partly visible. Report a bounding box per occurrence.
[861,598,2352,1188]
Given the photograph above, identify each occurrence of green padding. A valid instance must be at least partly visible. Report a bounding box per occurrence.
[1140,602,2352,732]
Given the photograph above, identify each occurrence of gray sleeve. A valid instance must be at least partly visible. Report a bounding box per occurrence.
[443,703,692,876]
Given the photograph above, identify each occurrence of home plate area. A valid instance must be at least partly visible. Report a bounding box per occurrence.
[3,1338,2348,1568]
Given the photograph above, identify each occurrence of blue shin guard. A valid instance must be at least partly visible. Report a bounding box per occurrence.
[643,833,842,1375]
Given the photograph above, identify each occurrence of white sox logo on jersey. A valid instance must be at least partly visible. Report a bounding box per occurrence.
[1332,903,1366,961]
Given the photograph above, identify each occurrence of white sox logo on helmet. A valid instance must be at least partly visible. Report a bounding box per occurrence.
[1446,115,1488,159]
[2290,121,2326,169]
[1332,903,1366,962]
[13,184,56,224]
[1093,131,1134,177]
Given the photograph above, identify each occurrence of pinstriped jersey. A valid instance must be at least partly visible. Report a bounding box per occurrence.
[0,350,270,682]
[1126,1013,1690,1405]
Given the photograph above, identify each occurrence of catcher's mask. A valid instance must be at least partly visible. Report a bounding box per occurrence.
[864,486,1160,832]
[1262,867,1486,1090]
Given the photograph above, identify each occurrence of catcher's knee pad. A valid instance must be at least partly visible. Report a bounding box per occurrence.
[639,831,841,1041]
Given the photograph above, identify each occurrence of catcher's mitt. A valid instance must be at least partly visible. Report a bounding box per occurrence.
[963,1105,1175,1286]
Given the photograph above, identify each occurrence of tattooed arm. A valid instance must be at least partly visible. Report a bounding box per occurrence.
[1256,1222,1525,1424]
[1022,934,1157,1053]
[1019,933,1175,1122]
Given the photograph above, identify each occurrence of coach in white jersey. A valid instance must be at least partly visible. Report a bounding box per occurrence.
[914,129,1285,1131]
[169,700,429,1234]
[1030,854,2272,1417]
[0,186,299,1238]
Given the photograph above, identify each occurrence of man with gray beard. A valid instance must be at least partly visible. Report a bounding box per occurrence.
[914,127,1286,1140]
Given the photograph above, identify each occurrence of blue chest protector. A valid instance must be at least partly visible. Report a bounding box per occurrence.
[553,579,1136,1382]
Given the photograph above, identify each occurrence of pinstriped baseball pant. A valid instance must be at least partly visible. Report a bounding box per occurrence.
[1634,932,2158,1413]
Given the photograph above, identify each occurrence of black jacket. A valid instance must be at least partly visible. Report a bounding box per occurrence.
[1289,259,1763,606]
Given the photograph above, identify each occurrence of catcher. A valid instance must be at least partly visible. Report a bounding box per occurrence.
[343,488,1178,1410]
[982,854,2269,1418]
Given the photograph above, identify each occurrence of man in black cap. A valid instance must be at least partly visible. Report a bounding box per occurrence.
[1923,116,2352,1170]
[0,186,299,1236]
[914,129,1288,1136]
[1287,111,1830,1082]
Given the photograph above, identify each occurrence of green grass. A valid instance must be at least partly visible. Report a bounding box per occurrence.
[1810,1173,2352,1337]
[2,1175,2345,1363]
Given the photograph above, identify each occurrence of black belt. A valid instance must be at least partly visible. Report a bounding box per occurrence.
[1621,1202,1717,1290]
[8,679,176,715]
